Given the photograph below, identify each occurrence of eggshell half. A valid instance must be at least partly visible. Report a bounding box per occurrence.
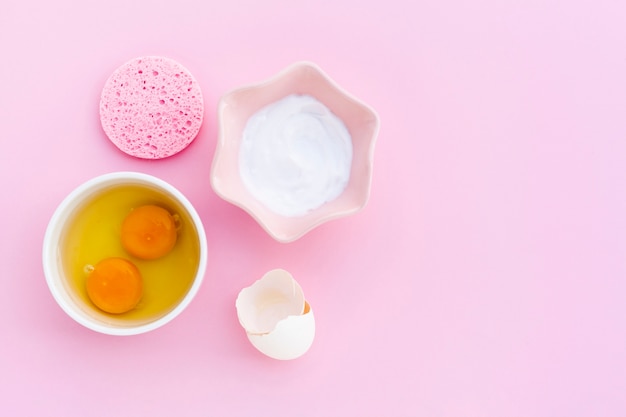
[247,302,315,360]
[236,269,305,334]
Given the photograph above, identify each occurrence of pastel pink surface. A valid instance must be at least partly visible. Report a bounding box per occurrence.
[2,0,626,416]
[100,56,203,159]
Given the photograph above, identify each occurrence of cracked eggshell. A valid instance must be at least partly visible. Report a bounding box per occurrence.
[247,301,315,360]
[236,269,315,360]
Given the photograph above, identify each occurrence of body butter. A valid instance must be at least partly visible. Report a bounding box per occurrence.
[239,94,352,217]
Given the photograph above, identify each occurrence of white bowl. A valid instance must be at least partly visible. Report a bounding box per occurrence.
[211,61,380,243]
[42,172,208,335]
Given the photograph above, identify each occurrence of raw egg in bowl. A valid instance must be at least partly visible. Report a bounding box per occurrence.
[42,172,207,335]
[211,61,380,243]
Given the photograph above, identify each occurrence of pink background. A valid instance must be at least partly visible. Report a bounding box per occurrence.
[1,0,625,415]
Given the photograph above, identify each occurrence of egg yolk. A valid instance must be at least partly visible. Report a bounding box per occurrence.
[121,205,178,260]
[85,257,143,314]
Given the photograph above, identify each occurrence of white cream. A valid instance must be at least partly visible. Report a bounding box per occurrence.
[239,94,352,217]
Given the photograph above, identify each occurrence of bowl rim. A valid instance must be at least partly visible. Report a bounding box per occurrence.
[42,171,208,336]
[210,61,380,243]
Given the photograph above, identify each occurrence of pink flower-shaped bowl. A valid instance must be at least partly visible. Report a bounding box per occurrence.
[210,61,379,243]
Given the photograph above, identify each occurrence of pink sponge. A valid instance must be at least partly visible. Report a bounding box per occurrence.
[99,56,204,159]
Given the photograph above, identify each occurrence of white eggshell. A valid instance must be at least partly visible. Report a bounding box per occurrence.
[247,303,315,360]
[236,269,305,334]
[236,269,315,360]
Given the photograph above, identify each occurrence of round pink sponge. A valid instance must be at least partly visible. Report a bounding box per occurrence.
[99,56,204,159]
